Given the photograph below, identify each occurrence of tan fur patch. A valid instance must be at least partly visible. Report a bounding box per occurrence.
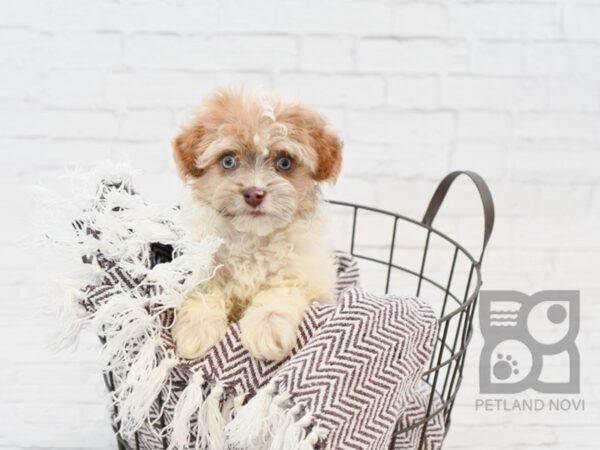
[172,123,206,179]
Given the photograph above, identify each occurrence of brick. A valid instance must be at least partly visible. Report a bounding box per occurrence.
[357,39,459,73]
[216,72,273,89]
[0,362,103,403]
[375,179,440,215]
[41,109,119,139]
[275,0,392,34]
[37,138,115,167]
[526,43,600,76]
[512,217,600,250]
[299,36,354,72]
[347,111,455,145]
[111,141,172,174]
[592,188,600,218]
[483,249,554,275]
[0,68,42,101]
[565,3,600,40]
[0,104,44,138]
[134,172,186,207]
[469,42,525,76]
[451,142,507,181]
[0,138,41,173]
[517,112,600,141]
[118,108,175,141]
[219,0,277,32]
[446,40,470,73]
[44,0,219,33]
[43,69,105,108]
[0,0,49,27]
[457,112,513,141]
[554,426,600,447]
[0,402,115,448]
[41,32,122,69]
[181,35,297,71]
[547,78,600,112]
[104,71,217,108]
[386,75,439,109]
[44,0,122,31]
[323,176,377,206]
[0,28,40,68]
[512,145,600,184]
[490,183,540,216]
[448,3,560,39]
[538,185,593,217]
[276,74,385,108]
[555,250,600,274]
[393,3,448,37]
[442,76,547,110]
[118,0,219,33]
[342,143,449,180]
[123,33,182,69]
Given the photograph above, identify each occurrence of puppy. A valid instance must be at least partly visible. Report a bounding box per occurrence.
[171,89,343,362]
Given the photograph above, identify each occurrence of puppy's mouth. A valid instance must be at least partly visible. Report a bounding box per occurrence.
[246,210,266,217]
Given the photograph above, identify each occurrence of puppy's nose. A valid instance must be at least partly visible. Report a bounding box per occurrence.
[243,187,266,208]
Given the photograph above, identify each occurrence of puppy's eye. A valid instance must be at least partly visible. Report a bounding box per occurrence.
[221,155,237,170]
[276,156,293,172]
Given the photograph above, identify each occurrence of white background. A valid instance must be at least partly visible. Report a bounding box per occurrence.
[1,0,599,449]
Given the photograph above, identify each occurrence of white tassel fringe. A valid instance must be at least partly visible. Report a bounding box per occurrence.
[39,164,228,443]
[168,370,206,450]
[117,356,179,434]
[196,382,227,450]
[226,382,322,450]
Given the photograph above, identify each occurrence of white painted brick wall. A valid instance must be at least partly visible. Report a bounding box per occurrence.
[1,0,599,449]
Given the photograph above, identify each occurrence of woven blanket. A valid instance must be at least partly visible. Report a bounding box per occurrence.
[46,171,443,450]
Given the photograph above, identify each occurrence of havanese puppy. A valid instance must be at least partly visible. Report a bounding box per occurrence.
[171,88,343,362]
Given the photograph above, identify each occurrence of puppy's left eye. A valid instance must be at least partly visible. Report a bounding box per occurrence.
[221,155,237,170]
[276,156,293,172]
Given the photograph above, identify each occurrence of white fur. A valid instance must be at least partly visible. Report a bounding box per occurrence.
[172,195,336,361]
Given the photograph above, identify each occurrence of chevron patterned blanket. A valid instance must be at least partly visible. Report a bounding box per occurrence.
[48,172,443,450]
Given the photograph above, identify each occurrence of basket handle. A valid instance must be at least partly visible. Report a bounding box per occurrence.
[422,171,495,265]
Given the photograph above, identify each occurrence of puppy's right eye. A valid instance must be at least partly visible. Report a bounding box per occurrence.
[221,155,237,170]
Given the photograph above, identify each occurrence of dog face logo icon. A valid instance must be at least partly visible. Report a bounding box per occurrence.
[479,290,580,394]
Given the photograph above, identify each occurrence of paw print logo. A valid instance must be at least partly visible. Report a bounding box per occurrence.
[479,290,580,394]
[493,353,519,380]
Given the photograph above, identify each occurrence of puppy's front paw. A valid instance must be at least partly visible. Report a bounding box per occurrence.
[240,307,300,362]
[172,300,227,360]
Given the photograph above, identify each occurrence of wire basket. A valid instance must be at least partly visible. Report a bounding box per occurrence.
[329,170,494,449]
[108,170,494,450]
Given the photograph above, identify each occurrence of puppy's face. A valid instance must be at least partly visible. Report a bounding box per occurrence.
[173,90,343,236]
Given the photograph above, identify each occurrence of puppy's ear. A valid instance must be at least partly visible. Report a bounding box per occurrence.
[282,105,343,182]
[172,123,205,179]
[311,122,343,182]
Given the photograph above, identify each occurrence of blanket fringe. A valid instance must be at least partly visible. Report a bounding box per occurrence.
[52,287,87,350]
[225,382,278,449]
[226,382,322,450]
[298,426,328,450]
[268,404,304,450]
[116,356,178,434]
[92,295,157,372]
[168,370,206,450]
[118,335,161,395]
[197,382,227,450]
